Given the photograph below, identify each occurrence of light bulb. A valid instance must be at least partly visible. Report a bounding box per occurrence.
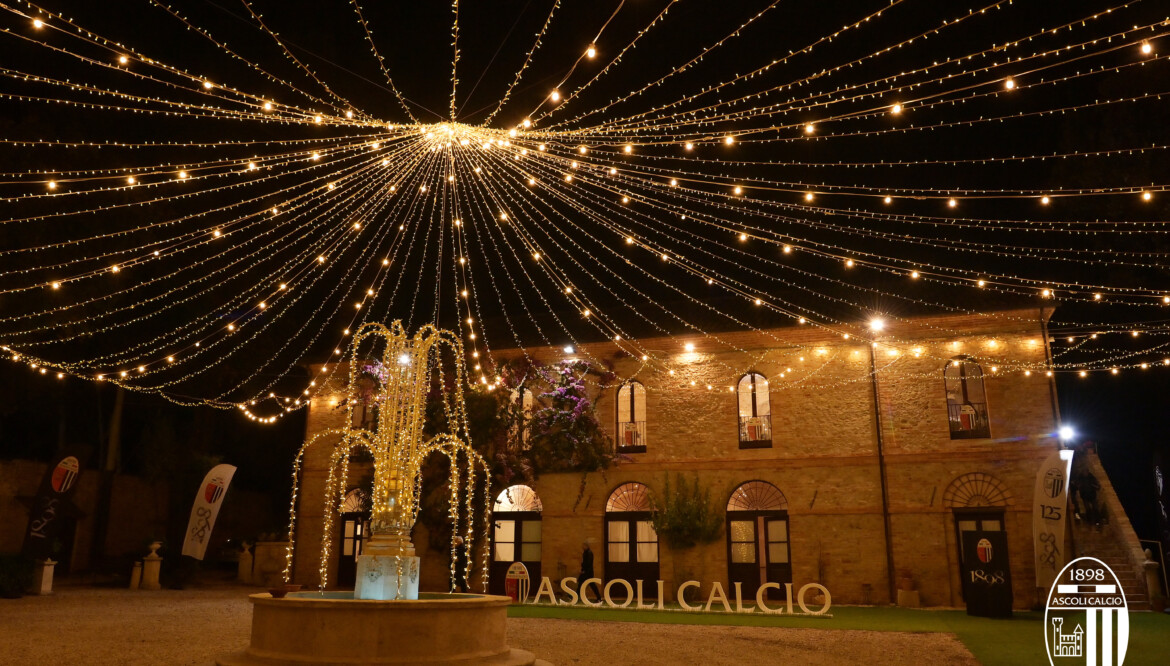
[804,124,815,134]
[586,45,597,58]
[550,90,561,102]
[891,103,902,115]
[1004,78,1015,90]
[724,135,735,145]
[1141,41,1152,55]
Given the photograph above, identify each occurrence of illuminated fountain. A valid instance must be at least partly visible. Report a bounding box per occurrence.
[219,322,544,666]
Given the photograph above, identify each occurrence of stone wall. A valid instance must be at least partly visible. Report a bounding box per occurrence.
[293,308,1078,609]
[0,459,169,570]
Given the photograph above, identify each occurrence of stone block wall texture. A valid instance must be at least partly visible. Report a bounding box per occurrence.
[0,460,169,570]
[293,309,1084,609]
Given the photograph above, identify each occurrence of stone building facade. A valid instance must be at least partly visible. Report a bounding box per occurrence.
[291,307,1101,610]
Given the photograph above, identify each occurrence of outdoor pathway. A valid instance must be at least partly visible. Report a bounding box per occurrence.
[0,585,977,665]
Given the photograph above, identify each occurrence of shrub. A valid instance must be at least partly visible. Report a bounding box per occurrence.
[651,475,723,549]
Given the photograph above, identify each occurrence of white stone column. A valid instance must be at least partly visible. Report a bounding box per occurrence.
[141,541,163,590]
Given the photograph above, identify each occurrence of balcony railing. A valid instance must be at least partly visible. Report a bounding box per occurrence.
[947,401,989,439]
[617,420,646,453]
[738,414,772,448]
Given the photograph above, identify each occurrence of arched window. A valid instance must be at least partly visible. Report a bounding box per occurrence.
[337,488,371,588]
[490,485,543,595]
[737,372,772,448]
[616,381,647,453]
[510,386,535,447]
[944,357,990,439]
[943,473,1011,603]
[605,483,659,589]
[726,481,790,601]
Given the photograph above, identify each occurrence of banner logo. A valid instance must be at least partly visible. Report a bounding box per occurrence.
[1044,468,1065,499]
[204,476,226,504]
[181,463,236,560]
[1045,556,1129,665]
[50,456,80,494]
[976,538,993,564]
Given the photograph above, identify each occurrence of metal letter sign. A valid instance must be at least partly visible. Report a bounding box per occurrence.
[1045,557,1129,665]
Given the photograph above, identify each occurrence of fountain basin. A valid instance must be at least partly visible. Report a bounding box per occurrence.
[217,591,546,665]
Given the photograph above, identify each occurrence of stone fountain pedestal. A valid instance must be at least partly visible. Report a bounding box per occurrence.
[217,591,546,665]
[354,532,420,601]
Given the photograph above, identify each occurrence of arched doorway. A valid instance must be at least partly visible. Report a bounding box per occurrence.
[726,481,790,600]
[337,488,370,588]
[943,473,1013,602]
[489,485,543,595]
[605,483,659,589]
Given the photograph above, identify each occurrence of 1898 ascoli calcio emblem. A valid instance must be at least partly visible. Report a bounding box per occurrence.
[1045,557,1129,665]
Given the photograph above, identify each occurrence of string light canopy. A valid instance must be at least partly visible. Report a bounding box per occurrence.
[0,1,1168,423]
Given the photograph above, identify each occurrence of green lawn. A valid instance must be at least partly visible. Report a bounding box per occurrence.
[508,603,1170,665]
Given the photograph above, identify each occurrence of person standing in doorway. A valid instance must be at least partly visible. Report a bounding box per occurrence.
[577,541,594,601]
[451,536,469,593]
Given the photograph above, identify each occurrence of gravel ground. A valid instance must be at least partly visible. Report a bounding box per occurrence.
[0,585,977,665]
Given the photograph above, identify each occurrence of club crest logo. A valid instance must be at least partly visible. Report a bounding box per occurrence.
[50,456,80,494]
[204,476,226,504]
[976,538,993,564]
[504,561,531,603]
[1045,556,1129,665]
[1044,468,1065,499]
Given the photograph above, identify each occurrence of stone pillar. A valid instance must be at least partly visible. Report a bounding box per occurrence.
[141,541,162,590]
[30,559,56,595]
[355,532,420,600]
[237,542,254,584]
[1143,554,1161,610]
[252,541,287,588]
[129,561,142,590]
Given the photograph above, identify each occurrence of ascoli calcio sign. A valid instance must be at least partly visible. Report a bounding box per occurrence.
[523,575,832,615]
[1045,556,1129,665]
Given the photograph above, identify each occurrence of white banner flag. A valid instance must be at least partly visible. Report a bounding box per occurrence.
[181,463,237,560]
[1033,449,1073,590]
